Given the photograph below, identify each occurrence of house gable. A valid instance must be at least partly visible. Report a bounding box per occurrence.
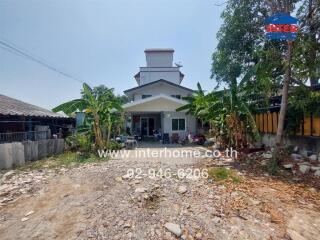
[124,79,194,101]
[123,94,188,112]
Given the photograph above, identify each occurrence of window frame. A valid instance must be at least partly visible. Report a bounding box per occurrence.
[171,118,186,131]
[171,95,181,99]
[142,94,152,99]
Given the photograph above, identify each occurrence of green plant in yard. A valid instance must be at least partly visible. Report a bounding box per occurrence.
[53,83,104,148]
[177,66,260,150]
[267,155,279,175]
[75,133,92,158]
[208,167,241,183]
[103,140,122,151]
[53,83,123,149]
[211,0,319,168]
[65,133,93,153]
[19,152,108,171]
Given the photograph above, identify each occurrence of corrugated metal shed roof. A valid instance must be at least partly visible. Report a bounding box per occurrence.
[0,94,69,118]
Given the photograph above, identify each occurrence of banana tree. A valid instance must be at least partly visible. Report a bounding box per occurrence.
[98,95,122,145]
[177,66,259,149]
[53,83,104,148]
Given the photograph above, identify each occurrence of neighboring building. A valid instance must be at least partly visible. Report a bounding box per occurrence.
[0,94,75,143]
[123,49,197,140]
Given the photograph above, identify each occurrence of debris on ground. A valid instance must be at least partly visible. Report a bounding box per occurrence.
[0,146,319,239]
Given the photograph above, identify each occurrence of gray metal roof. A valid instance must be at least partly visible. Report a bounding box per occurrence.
[0,94,69,118]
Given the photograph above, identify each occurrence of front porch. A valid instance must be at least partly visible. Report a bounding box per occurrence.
[123,94,197,142]
[127,112,162,139]
[125,111,197,143]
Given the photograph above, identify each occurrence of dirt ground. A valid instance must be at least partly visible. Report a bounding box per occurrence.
[0,144,320,240]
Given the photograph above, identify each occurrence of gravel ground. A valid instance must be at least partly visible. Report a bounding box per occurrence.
[0,144,319,240]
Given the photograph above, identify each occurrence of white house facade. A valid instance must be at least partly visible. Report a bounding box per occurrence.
[123,49,197,140]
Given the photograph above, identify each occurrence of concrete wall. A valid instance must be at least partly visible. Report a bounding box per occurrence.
[140,71,181,85]
[261,133,320,154]
[23,141,38,161]
[146,51,173,67]
[0,139,65,170]
[0,143,14,169]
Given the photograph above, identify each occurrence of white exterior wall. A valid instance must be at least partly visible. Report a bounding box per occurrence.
[124,49,198,137]
[146,52,173,67]
[139,71,180,85]
[133,84,192,101]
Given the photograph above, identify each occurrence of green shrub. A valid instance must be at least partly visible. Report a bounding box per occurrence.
[65,133,92,154]
[208,167,241,183]
[77,134,92,152]
[103,140,122,150]
[267,153,279,175]
[19,152,108,171]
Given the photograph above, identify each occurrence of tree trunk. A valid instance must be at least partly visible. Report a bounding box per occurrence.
[275,41,293,145]
[106,115,111,145]
[94,114,103,149]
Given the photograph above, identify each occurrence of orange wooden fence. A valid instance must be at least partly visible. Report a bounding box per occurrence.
[254,113,320,137]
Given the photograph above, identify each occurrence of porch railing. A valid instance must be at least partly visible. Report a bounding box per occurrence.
[0,130,51,143]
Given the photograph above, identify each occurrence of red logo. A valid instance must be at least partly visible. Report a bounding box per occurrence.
[265,13,298,40]
[265,24,297,33]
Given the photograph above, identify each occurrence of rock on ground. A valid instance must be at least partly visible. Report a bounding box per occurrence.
[0,145,319,240]
[178,185,187,194]
[314,170,320,177]
[291,154,303,161]
[299,165,311,174]
[309,154,318,162]
[164,222,182,237]
[283,164,293,169]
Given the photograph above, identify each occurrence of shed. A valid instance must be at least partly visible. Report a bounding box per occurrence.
[0,94,75,143]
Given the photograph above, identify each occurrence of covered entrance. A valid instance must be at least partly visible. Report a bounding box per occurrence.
[141,117,155,136]
[123,94,197,141]
[130,113,162,138]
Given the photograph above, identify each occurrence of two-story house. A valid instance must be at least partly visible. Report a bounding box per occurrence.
[123,49,197,140]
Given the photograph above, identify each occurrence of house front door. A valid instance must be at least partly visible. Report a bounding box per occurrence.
[148,118,155,136]
[141,117,155,137]
[141,118,148,136]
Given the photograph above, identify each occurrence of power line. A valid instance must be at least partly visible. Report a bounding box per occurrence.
[0,37,90,85]
[0,38,84,84]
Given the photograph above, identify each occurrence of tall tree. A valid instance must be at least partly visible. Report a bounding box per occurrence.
[294,0,320,86]
[211,0,319,171]
[265,1,296,146]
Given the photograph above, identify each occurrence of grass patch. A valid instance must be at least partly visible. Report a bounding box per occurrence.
[267,153,279,175]
[208,167,241,183]
[19,152,108,171]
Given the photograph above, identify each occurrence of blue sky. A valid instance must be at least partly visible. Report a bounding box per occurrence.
[0,0,224,109]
